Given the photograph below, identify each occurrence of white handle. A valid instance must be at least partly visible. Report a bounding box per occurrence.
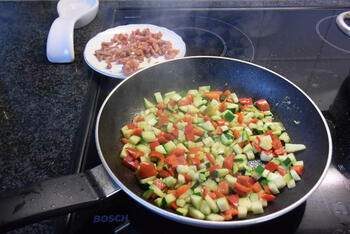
[336,11,350,37]
[46,17,75,63]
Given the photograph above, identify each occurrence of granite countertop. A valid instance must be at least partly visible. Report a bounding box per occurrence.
[1,0,350,233]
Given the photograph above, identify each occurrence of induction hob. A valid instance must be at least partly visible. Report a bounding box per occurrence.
[56,6,350,234]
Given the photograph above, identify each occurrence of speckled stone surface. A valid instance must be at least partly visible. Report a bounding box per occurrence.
[0,1,115,233]
[0,0,349,233]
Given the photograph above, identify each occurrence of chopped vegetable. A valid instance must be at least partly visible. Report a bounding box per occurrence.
[119,86,306,221]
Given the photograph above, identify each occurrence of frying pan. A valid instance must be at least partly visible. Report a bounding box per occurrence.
[0,56,332,231]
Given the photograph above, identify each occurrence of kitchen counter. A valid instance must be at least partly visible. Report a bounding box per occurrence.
[1,1,350,233]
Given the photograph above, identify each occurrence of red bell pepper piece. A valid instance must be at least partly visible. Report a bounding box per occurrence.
[173,148,186,156]
[126,147,144,159]
[237,175,255,188]
[233,129,240,139]
[153,178,166,190]
[277,167,287,176]
[132,128,143,137]
[224,90,231,96]
[150,141,160,151]
[149,151,165,162]
[223,154,235,170]
[256,99,270,111]
[213,190,225,198]
[137,161,157,178]
[206,153,216,165]
[219,102,226,112]
[158,115,168,126]
[176,184,191,197]
[217,181,230,195]
[239,98,252,105]
[123,155,139,171]
[291,165,304,176]
[237,112,244,124]
[252,182,262,193]
[233,182,251,197]
[259,193,276,202]
[203,91,223,101]
[264,161,279,172]
[226,194,239,207]
[121,138,128,144]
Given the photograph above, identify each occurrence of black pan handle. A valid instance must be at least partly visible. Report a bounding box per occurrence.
[0,165,120,232]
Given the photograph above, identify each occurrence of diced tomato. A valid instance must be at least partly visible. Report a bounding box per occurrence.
[156,103,166,110]
[213,190,225,198]
[238,141,250,148]
[224,90,231,96]
[237,112,244,124]
[121,138,128,144]
[218,181,230,195]
[233,182,251,197]
[291,165,304,176]
[224,98,234,103]
[162,132,175,141]
[132,128,143,137]
[150,142,160,151]
[223,154,235,170]
[165,154,178,168]
[158,169,170,178]
[137,161,157,178]
[176,184,191,197]
[264,185,272,194]
[264,161,279,172]
[167,190,177,196]
[122,155,139,171]
[216,119,226,126]
[239,98,252,105]
[158,115,168,126]
[252,182,262,193]
[126,147,144,159]
[254,137,262,153]
[237,175,255,188]
[153,178,166,190]
[204,91,223,101]
[178,99,189,106]
[233,129,240,139]
[259,193,276,202]
[173,148,186,156]
[256,99,270,111]
[226,194,239,207]
[170,201,179,210]
[158,135,168,144]
[219,102,227,112]
[127,123,136,129]
[185,123,195,141]
[193,128,204,136]
[277,167,287,176]
[206,153,216,165]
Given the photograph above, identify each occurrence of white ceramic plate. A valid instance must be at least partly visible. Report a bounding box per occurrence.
[84,24,186,79]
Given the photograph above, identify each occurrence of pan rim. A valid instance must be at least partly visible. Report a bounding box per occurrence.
[95,56,332,228]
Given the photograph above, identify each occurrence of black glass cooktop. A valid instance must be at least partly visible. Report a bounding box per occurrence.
[57,6,350,234]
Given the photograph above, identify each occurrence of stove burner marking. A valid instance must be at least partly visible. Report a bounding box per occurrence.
[174,26,227,57]
[196,15,255,62]
[316,15,350,54]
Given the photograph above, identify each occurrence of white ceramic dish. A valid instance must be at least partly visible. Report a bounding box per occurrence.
[84,24,186,79]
